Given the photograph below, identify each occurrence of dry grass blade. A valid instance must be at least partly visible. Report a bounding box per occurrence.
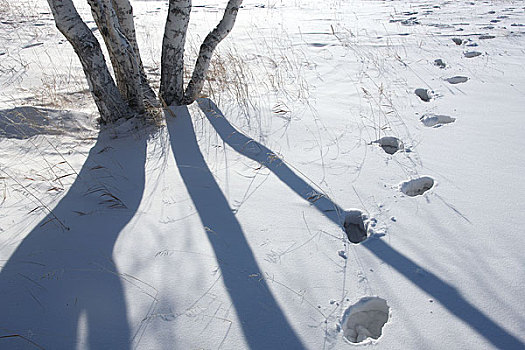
[0,334,45,349]
[0,167,69,231]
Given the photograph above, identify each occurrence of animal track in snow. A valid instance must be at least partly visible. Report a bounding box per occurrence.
[420,113,456,127]
[446,76,469,84]
[434,59,446,68]
[373,136,404,155]
[464,51,482,58]
[400,176,435,196]
[341,297,390,344]
[343,210,369,244]
[308,42,329,48]
[415,88,432,102]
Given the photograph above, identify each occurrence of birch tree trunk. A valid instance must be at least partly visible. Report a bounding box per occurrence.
[47,0,133,123]
[160,0,192,106]
[47,0,243,122]
[87,0,145,113]
[182,0,242,105]
[111,0,158,106]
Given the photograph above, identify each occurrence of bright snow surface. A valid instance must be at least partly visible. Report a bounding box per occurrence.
[1,0,524,349]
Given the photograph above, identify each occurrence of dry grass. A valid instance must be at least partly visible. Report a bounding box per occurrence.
[179,28,316,137]
[0,1,317,211]
[2,0,316,135]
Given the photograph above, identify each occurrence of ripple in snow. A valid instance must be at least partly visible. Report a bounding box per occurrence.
[373,136,404,155]
[420,113,456,127]
[341,297,390,344]
[343,210,369,244]
[400,176,435,196]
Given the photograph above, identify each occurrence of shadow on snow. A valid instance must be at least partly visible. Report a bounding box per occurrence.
[0,114,147,349]
[197,98,524,350]
[1,101,522,350]
[166,106,305,349]
[0,106,89,139]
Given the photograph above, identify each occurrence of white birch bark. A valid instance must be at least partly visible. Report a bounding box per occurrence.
[160,0,192,106]
[46,0,133,122]
[182,0,243,105]
[87,0,145,113]
[111,0,157,106]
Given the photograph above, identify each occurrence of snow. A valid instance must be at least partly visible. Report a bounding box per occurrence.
[1,0,525,349]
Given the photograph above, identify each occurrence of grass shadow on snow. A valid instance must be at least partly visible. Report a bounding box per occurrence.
[166,106,304,350]
[0,106,89,139]
[198,98,524,350]
[0,124,147,349]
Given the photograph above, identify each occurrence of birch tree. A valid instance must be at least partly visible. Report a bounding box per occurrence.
[47,0,243,123]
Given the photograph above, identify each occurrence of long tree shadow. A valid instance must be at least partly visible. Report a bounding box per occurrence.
[0,115,147,349]
[166,106,304,349]
[197,98,524,350]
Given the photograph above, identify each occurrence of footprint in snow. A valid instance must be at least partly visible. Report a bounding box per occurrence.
[464,51,482,58]
[446,76,469,84]
[400,176,435,197]
[341,297,390,344]
[434,59,446,68]
[308,42,329,47]
[415,88,433,102]
[372,136,404,155]
[420,113,456,127]
[343,210,370,244]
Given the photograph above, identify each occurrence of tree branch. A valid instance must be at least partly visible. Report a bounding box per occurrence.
[182,0,243,105]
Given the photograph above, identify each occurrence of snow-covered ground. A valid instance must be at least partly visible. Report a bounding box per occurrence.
[1,0,524,349]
